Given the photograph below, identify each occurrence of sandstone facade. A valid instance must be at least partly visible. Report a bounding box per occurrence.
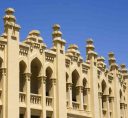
[0,8,127,118]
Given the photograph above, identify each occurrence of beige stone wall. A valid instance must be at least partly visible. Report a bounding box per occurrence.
[0,8,127,118]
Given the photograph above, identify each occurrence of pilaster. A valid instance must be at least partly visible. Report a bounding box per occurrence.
[24,73,31,118]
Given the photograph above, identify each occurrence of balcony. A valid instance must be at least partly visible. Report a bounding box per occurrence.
[19,92,26,107]
[30,93,41,105]
[46,96,53,111]
[83,103,87,111]
[72,101,79,110]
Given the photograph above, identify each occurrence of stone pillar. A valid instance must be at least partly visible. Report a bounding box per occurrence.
[86,88,91,112]
[106,95,110,118]
[24,73,31,118]
[109,97,115,118]
[77,86,83,110]
[51,78,57,118]
[67,83,72,109]
[42,76,46,118]
[1,68,6,118]
[98,92,103,118]
[5,8,21,118]
[124,104,127,118]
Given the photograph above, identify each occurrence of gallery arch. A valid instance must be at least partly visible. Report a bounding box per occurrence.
[31,58,42,94]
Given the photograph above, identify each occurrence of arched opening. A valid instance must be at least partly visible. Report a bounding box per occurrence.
[19,61,27,92]
[46,67,53,96]
[83,78,87,104]
[101,80,107,110]
[66,73,69,100]
[109,87,113,115]
[0,58,3,89]
[120,90,123,110]
[31,58,42,94]
[109,88,112,96]
[72,70,79,102]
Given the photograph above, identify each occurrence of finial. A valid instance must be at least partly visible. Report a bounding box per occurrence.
[29,30,40,36]
[86,38,95,54]
[86,38,93,45]
[53,24,60,31]
[68,44,78,50]
[5,8,15,15]
[108,52,115,58]
[120,64,126,69]
[4,8,16,24]
[108,52,116,65]
[52,24,62,38]
[97,56,105,62]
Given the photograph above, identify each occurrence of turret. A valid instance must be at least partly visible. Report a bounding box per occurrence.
[86,38,99,118]
[108,52,118,71]
[97,56,106,71]
[3,8,20,37]
[86,38,97,62]
[52,24,67,118]
[4,8,20,118]
[52,24,66,52]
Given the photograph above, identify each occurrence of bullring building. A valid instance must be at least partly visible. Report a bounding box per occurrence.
[0,8,127,118]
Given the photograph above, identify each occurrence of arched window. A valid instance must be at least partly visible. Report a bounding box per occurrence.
[0,57,3,89]
[83,78,87,104]
[66,73,69,100]
[19,61,27,92]
[101,80,107,109]
[109,88,112,96]
[46,67,53,96]
[72,70,79,102]
[31,58,42,94]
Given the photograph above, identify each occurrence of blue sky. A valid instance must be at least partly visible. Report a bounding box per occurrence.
[0,0,128,66]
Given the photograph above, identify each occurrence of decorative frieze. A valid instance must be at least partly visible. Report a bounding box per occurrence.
[45,55,54,62]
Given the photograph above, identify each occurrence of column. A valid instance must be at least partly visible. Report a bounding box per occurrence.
[98,92,103,118]
[1,68,6,118]
[106,95,110,118]
[42,76,46,118]
[124,104,127,118]
[77,86,83,110]
[67,83,72,109]
[24,73,31,118]
[51,78,56,118]
[109,97,115,118]
[86,88,91,112]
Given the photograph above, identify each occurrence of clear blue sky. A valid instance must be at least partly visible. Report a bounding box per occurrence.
[0,0,128,66]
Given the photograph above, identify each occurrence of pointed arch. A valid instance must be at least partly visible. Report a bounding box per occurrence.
[66,72,69,83]
[0,57,3,68]
[45,66,53,96]
[30,57,42,94]
[101,79,107,95]
[19,60,27,92]
[83,78,87,88]
[109,87,112,96]
[72,69,80,102]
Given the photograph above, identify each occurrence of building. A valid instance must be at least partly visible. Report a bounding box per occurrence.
[0,7,127,118]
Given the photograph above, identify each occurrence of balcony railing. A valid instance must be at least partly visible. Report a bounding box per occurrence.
[72,101,79,110]
[46,96,53,107]
[30,94,41,105]
[19,92,26,103]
